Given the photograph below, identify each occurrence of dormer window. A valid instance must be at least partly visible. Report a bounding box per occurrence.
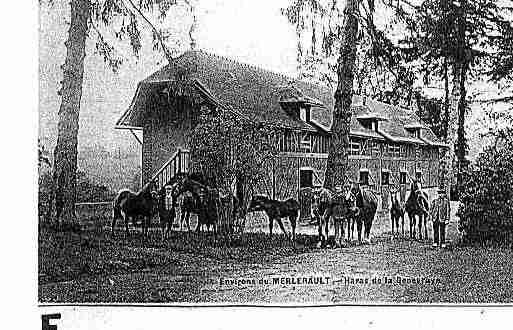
[299,106,311,122]
[357,113,387,132]
[405,124,423,139]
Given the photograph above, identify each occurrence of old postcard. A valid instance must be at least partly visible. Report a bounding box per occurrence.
[35,0,513,321]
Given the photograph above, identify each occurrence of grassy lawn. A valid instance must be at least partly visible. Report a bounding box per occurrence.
[39,207,513,304]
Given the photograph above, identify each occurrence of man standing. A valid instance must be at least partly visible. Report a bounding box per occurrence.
[430,188,450,248]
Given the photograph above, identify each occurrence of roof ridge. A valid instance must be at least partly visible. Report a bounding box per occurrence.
[190,49,302,84]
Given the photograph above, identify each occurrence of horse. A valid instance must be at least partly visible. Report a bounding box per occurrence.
[390,190,405,237]
[405,180,430,240]
[178,191,195,231]
[311,187,357,248]
[347,182,378,244]
[247,195,299,241]
[156,184,178,240]
[111,181,158,237]
[172,175,221,234]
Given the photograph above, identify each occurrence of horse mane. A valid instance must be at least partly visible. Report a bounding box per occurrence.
[354,187,364,209]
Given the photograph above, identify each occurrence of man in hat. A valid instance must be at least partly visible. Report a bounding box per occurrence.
[430,188,450,248]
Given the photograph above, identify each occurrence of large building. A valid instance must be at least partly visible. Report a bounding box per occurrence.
[116,50,446,216]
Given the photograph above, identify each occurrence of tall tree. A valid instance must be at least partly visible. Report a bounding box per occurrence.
[283,0,405,188]
[323,0,359,188]
[392,0,513,197]
[42,0,196,225]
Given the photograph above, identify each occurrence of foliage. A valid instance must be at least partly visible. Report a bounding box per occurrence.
[188,109,278,233]
[281,0,414,104]
[38,139,51,168]
[87,0,197,70]
[414,93,447,140]
[41,0,196,224]
[458,131,513,245]
[39,170,116,218]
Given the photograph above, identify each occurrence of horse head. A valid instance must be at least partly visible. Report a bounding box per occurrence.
[139,180,159,201]
[247,194,269,213]
[345,182,363,216]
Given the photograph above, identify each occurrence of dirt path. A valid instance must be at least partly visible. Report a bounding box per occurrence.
[40,204,513,304]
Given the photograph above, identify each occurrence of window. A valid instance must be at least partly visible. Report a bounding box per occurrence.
[350,140,361,155]
[300,133,312,152]
[415,170,422,182]
[300,169,313,188]
[400,171,407,184]
[359,169,369,186]
[381,170,390,185]
[389,144,400,157]
[400,145,407,158]
[372,141,381,156]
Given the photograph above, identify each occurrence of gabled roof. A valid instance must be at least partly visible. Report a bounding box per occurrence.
[117,50,445,146]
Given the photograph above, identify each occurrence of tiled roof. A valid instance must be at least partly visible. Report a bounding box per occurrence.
[117,50,444,146]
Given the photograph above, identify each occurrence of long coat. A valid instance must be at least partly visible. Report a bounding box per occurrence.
[430,196,450,224]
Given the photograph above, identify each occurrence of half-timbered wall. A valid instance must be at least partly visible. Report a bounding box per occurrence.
[277,129,330,154]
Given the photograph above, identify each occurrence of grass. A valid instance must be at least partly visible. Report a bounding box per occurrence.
[38,224,318,286]
[39,204,513,303]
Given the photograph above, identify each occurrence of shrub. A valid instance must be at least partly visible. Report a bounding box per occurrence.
[458,134,513,245]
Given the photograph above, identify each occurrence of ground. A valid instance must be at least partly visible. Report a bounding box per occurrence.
[39,203,513,304]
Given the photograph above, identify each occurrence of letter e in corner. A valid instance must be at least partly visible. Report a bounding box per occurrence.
[42,313,61,330]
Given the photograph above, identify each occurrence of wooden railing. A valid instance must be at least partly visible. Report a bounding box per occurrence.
[151,148,190,190]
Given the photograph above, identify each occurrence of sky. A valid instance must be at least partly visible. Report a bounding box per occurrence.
[39,0,299,155]
[39,0,502,163]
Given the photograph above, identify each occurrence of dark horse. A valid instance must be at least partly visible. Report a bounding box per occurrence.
[347,182,378,244]
[112,181,158,237]
[247,195,300,241]
[311,187,357,248]
[390,190,405,236]
[172,175,221,234]
[405,180,429,240]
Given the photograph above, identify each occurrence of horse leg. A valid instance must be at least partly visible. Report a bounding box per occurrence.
[418,215,423,240]
[196,215,202,232]
[391,214,394,236]
[409,213,414,239]
[316,215,323,248]
[364,217,373,244]
[356,219,363,244]
[334,219,340,247]
[401,215,404,236]
[424,215,428,240]
[180,210,186,231]
[276,217,289,239]
[269,217,274,238]
[186,212,191,232]
[111,215,117,236]
[348,218,355,241]
[289,214,297,242]
[124,214,129,238]
[340,218,346,246]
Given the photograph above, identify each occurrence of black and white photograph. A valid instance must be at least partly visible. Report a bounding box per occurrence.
[35,0,513,307]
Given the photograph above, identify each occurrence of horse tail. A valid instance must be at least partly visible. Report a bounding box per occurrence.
[113,189,131,219]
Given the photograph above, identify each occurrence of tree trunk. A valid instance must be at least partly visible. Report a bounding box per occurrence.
[439,62,461,199]
[455,62,468,193]
[53,0,91,225]
[442,56,450,140]
[324,0,359,189]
